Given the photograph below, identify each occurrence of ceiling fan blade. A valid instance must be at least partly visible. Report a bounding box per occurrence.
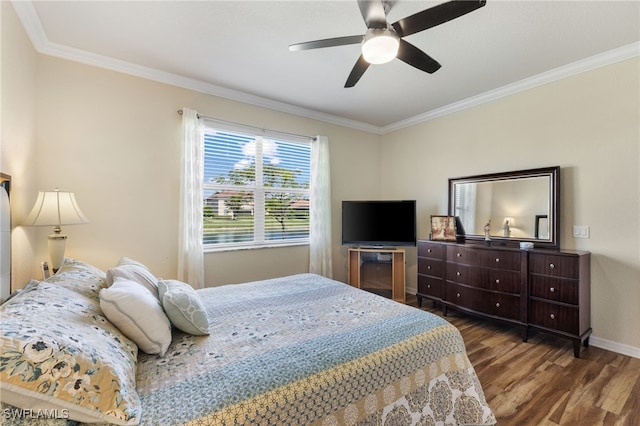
[345,55,370,88]
[289,35,364,52]
[392,0,486,37]
[396,39,441,74]
[357,0,387,28]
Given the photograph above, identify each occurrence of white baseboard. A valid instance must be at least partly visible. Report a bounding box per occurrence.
[405,288,640,359]
[590,336,640,359]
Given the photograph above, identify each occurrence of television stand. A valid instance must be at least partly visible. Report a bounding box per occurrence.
[347,247,406,304]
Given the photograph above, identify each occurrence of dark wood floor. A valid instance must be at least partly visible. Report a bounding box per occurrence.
[406,294,640,426]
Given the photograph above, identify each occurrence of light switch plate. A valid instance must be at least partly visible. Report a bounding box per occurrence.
[572,225,590,238]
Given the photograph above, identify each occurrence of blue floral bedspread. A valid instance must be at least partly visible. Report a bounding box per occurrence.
[135,274,496,425]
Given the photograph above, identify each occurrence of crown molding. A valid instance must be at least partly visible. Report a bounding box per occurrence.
[10,0,383,135]
[11,0,48,48]
[382,41,640,134]
[45,40,383,134]
[12,1,639,136]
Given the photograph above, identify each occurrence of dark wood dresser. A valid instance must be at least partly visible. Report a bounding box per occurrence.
[417,240,591,357]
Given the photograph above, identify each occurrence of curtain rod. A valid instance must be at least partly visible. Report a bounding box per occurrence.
[177,109,316,142]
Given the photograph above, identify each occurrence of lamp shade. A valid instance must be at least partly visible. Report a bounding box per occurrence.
[23,190,89,227]
[24,189,88,273]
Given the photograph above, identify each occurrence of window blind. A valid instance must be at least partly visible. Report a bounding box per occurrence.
[203,125,311,248]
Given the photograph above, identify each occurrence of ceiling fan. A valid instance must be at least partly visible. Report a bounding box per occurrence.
[289,0,486,88]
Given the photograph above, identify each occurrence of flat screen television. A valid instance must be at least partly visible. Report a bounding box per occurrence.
[342,200,417,247]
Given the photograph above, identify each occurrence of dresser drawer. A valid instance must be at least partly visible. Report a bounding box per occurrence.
[447,264,521,294]
[489,293,521,321]
[417,275,443,299]
[530,275,578,304]
[446,283,521,321]
[418,241,445,258]
[529,300,579,334]
[447,246,521,271]
[529,253,579,279]
[418,257,444,277]
[488,269,522,294]
[446,282,477,310]
[446,263,478,286]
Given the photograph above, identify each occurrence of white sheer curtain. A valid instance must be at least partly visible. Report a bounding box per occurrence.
[456,183,477,235]
[178,108,205,288]
[309,135,333,277]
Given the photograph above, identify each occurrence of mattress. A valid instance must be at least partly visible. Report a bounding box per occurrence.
[134,273,495,425]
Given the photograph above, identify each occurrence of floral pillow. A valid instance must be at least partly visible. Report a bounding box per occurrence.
[44,257,108,301]
[0,278,141,425]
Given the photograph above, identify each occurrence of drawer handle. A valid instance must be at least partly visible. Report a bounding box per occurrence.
[456,293,461,298]
[549,263,555,269]
[456,271,461,276]
[495,302,500,308]
[495,258,500,263]
[427,284,431,289]
[495,279,500,284]
[427,248,432,253]
[457,252,462,257]
[550,287,555,293]
[427,265,431,270]
[550,313,555,320]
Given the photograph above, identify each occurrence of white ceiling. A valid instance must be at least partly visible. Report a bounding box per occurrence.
[13,1,640,133]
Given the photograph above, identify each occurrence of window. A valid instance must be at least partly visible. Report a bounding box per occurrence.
[203,125,311,249]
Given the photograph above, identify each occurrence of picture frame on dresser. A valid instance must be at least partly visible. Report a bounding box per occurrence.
[430,215,456,241]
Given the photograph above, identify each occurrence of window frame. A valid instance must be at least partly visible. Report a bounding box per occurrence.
[202,124,311,252]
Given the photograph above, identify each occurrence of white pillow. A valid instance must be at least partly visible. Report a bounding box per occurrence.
[106,256,159,299]
[100,278,172,355]
[158,280,210,336]
[116,256,148,268]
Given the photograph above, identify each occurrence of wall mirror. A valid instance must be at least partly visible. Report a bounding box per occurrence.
[449,166,560,249]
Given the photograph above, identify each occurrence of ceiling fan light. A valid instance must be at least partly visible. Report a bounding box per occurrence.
[362,29,399,64]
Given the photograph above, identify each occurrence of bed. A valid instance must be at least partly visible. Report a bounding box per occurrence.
[1,258,495,425]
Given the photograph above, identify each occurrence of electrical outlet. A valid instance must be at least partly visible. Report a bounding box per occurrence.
[572,225,590,239]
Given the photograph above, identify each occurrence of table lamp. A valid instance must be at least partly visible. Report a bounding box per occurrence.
[24,189,89,273]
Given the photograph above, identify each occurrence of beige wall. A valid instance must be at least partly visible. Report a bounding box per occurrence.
[25,54,381,286]
[3,3,638,355]
[380,57,640,352]
[1,2,39,292]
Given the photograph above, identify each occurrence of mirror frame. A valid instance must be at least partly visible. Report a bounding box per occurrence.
[448,166,560,249]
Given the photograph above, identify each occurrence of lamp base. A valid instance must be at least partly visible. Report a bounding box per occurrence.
[48,234,67,273]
